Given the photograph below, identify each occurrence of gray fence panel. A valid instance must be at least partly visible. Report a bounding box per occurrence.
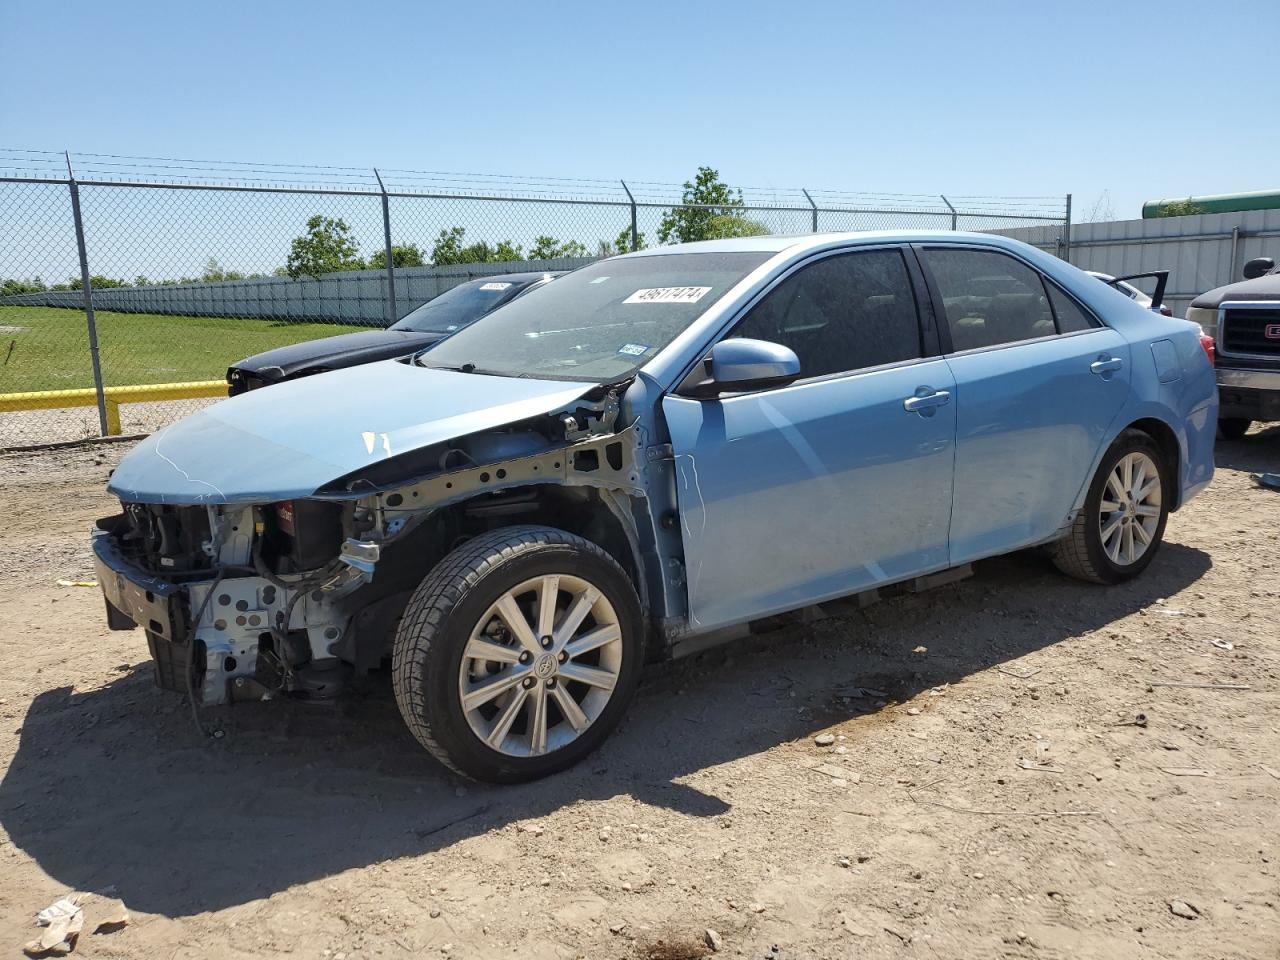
[1,258,595,324]
[996,210,1280,317]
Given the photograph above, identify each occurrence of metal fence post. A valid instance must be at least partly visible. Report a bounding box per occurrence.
[373,169,398,324]
[802,189,818,233]
[65,151,109,436]
[941,195,957,230]
[1063,193,1073,264]
[620,180,638,251]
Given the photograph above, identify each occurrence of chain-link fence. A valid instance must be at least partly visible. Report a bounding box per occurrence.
[0,150,1070,447]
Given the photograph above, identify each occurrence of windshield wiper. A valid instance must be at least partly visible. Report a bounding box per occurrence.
[416,357,480,373]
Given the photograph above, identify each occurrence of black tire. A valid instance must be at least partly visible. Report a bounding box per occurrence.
[1052,429,1171,585]
[1218,417,1252,441]
[392,524,643,782]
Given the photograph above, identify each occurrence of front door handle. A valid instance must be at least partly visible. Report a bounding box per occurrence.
[903,388,951,414]
[1090,356,1124,376]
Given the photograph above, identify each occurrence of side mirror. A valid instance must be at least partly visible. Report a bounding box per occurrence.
[683,338,801,397]
[1243,257,1275,280]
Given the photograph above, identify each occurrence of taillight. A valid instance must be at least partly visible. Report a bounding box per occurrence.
[1198,333,1215,367]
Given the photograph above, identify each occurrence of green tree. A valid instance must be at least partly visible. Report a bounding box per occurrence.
[202,257,245,283]
[617,226,647,253]
[1156,198,1207,218]
[1,277,47,296]
[658,167,751,244]
[68,275,127,290]
[528,236,590,260]
[133,275,150,287]
[597,227,648,256]
[430,227,524,265]
[286,215,365,279]
[368,244,426,270]
[490,240,523,261]
[702,214,768,239]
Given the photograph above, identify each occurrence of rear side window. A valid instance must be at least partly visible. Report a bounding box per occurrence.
[730,249,922,378]
[922,248,1056,351]
[1046,283,1099,333]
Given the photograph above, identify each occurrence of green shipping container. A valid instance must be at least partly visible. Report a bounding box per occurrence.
[1142,190,1280,218]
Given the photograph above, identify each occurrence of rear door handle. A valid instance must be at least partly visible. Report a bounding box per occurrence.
[1090,356,1124,375]
[903,389,951,414]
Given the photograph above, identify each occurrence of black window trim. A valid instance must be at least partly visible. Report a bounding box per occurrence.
[912,242,1110,358]
[1042,275,1104,334]
[674,242,939,397]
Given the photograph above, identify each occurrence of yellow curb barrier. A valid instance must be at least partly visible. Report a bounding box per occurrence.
[0,380,227,435]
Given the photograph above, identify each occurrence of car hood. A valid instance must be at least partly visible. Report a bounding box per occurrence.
[109,360,596,505]
[230,329,445,380]
[1191,272,1280,308]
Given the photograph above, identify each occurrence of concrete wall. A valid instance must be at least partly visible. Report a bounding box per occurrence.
[0,257,594,325]
[996,209,1280,317]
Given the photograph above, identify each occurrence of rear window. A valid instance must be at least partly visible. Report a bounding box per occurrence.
[392,278,529,333]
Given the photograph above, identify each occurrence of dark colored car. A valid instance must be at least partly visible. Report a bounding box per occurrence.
[1186,257,1280,439]
[226,271,561,394]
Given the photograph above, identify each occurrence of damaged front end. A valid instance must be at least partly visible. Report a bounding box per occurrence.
[93,377,668,708]
[94,497,383,704]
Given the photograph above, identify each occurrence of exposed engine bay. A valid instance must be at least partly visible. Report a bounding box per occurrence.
[92,385,673,707]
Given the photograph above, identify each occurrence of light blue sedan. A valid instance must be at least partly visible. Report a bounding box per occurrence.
[93,231,1218,781]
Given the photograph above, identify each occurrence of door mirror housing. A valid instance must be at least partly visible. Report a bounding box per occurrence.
[682,338,802,397]
[1243,257,1276,280]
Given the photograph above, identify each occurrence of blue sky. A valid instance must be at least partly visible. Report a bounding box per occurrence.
[2,0,1275,221]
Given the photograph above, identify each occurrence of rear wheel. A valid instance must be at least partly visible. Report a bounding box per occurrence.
[1218,417,1252,440]
[1052,429,1170,584]
[392,525,643,782]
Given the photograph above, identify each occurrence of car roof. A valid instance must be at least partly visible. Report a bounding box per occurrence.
[614,230,1031,258]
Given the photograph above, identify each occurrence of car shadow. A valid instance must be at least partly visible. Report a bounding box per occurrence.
[1214,422,1280,474]
[0,542,1211,917]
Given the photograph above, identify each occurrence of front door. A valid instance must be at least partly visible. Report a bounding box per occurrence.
[661,246,957,633]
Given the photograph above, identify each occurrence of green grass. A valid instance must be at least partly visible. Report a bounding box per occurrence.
[0,306,370,394]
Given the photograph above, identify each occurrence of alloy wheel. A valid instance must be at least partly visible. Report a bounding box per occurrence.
[1098,451,1162,566]
[457,574,623,757]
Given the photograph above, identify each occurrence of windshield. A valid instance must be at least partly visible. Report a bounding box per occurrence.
[418,252,771,380]
[391,277,535,333]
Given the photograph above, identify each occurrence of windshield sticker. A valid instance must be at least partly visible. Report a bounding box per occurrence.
[623,286,712,305]
[589,276,611,284]
[479,281,512,291]
[617,342,651,357]
[445,324,459,331]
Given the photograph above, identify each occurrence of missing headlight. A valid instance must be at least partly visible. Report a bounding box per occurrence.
[263,500,343,572]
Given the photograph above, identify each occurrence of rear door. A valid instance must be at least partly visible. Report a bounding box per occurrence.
[661,245,957,632]
[916,245,1131,564]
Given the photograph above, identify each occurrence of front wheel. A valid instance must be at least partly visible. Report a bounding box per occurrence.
[392,525,643,782]
[1052,429,1170,584]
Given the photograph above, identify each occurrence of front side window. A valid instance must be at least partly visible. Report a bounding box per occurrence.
[922,248,1056,351]
[729,249,923,378]
[419,252,771,381]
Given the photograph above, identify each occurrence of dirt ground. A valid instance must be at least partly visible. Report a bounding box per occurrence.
[0,430,1276,960]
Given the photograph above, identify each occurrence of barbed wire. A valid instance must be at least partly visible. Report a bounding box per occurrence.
[0,148,1068,217]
